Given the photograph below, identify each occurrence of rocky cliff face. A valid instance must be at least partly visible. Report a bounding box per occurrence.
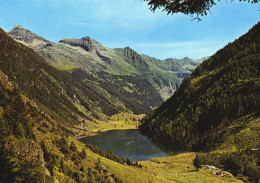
[59,36,106,53]
[148,57,202,77]
[123,47,141,62]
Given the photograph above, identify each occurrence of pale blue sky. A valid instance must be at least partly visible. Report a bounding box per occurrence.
[0,0,259,59]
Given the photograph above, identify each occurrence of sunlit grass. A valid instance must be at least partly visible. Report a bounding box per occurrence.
[86,113,144,134]
[139,153,242,183]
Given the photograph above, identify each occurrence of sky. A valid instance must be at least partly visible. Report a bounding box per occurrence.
[0,0,259,60]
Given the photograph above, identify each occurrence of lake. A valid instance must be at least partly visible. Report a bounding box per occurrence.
[80,129,169,161]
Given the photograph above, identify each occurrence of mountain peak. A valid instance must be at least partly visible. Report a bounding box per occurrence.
[14,24,23,29]
[123,46,141,61]
[124,46,135,52]
[82,36,91,41]
[8,25,51,49]
[59,36,106,52]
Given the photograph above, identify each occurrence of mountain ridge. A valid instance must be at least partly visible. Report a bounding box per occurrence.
[8,25,204,112]
[0,27,120,124]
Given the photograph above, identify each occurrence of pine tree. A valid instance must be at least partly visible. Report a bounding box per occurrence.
[14,122,25,138]
[194,154,202,171]
[80,149,87,159]
[70,141,77,152]
[60,137,70,154]
[0,144,18,183]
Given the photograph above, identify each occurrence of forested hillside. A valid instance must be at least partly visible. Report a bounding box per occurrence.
[0,70,154,182]
[140,22,260,182]
[0,70,114,182]
[0,70,48,182]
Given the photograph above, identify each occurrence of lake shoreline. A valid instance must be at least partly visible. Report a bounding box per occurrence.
[76,126,139,140]
[80,129,169,161]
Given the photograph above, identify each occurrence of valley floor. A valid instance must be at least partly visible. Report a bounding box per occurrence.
[71,113,143,139]
[70,113,243,183]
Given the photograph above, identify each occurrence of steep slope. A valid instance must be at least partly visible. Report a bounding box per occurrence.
[140,22,260,149]
[0,70,107,183]
[9,25,203,112]
[140,22,259,150]
[0,70,50,182]
[140,22,260,181]
[0,27,124,126]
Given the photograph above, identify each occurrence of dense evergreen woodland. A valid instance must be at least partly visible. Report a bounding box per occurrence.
[140,22,260,182]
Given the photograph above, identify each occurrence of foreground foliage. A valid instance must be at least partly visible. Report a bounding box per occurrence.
[143,0,259,19]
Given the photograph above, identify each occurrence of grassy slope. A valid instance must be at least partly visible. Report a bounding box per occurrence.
[195,115,260,182]
[33,116,173,183]
[212,115,260,153]
[140,153,242,183]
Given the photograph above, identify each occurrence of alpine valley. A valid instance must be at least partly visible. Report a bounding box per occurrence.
[0,21,258,183]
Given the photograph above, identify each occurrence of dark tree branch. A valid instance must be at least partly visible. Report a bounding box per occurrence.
[143,0,259,18]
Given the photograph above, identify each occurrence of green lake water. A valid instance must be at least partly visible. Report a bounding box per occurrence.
[80,129,169,161]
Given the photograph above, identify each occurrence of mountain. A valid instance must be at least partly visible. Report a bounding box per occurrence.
[146,56,203,78]
[0,25,247,183]
[0,27,123,127]
[8,25,203,113]
[139,23,260,182]
[1,26,232,183]
[0,27,176,183]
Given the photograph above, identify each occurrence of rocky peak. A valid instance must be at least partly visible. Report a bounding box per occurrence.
[123,47,141,61]
[9,25,50,44]
[14,24,22,29]
[123,47,149,70]
[59,36,106,52]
